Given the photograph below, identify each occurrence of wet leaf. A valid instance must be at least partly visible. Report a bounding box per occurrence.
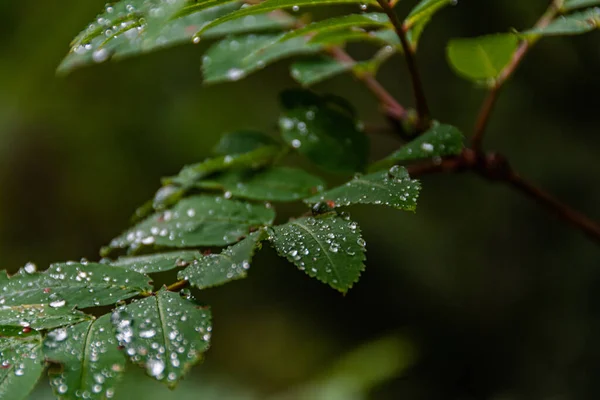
[308,28,399,47]
[0,332,43,400]
[405,0,455,48]
[277,13,390,44]
[110,251,203,274]
[290,56,356,86]
[212,131,279,156]
[279,90,369,174]
[164,145,282,188]
[269,214,366,293]
[371,123,464,170]
[59,1,296,74]
[446,34,519,82]
[202,34,322,84]
[0,264,153,309]
[0,305,91,331]
[111,290,212,387]
[195,167,326,201]
[109,195,276,251]
[305,167,420,211]
[195,0,382,36]
[44,314,126,400]
[179,230,268,289]
[524,8,600,36]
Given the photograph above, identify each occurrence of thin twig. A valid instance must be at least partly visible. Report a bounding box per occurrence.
[166,280,190,292]
[507,172,600,243]
[376,0,430,130]
[328,47,407,120]
[471,0,561,150]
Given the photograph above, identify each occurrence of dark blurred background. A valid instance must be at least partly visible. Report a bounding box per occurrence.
[1,0,600,398]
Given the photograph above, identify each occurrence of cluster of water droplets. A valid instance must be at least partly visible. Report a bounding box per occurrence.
[272,214,366,287]
[280,107,321,149]
[111,291,211,383]
[0,334,41,383]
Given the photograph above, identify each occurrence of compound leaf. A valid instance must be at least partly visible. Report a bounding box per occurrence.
[305,166,420,211]
[0,305,90,331]
[446,33,519,82]
[372,123,464,170]
[524,8,600,36]
[111,290,212,387]
[0,331,44,400]
[59,1,296,74]
[110,251,203,274]
[178,229,268,289]
[405,0,455,48]
[269,214,366,293]
[202,34,321,84]
[195,167,325,201]
[109,195,275,251]
[279,90,369,174]
[44,314,126,400]
[0,264,153,309]
[195,0,382,36]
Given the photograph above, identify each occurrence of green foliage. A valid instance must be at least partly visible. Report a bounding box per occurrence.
[446,34,519,83]
[179,229,268,289]
[405,0,456,48]
[279,89,369,173]
[269,214,367,293]
[305,166,421,211]
[44,315,125,399]
[525,8,600,36]
[371,123,465,170]
[0,331,44,400]
[111,290,212,386]
[2,1,598,399]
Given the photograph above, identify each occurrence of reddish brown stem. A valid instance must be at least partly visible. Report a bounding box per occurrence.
[507,173,600,243]
[471,0,561,150]
[376,0,430,130]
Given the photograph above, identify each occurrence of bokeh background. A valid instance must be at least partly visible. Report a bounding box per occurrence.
[1,0,600,398]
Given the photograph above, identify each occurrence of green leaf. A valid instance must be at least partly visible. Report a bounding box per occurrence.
[111,290,212,386]
[0,264,153,309]
[446,34,519,82]
[179,229,267,289]
[563,0,600,12]
[0,305,90,330]
[195,167,326,201]
[212,131,279,156]
[405,0,455,48]
[109,195,276,251]
[0,332,43,400]
[279,90,369,173]
[304,167,420,211]
[110,251,203,274]
[202,34,322,84]
[195,0,382,36]
[269,214,366,293]
[59,1,296,74]
[44,314,126,400]
[164,145,282,188]
[290,56,355,86]
[308,28,400,47]
[371,123,464,170]
[277,13,390,43]
[524,8,600,36]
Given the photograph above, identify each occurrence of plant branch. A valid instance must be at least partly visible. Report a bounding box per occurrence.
[166,279,190,292]
[328,47,407,121]
[405,149,600,244]
[376,0,430,130]
[471,0,561,150]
